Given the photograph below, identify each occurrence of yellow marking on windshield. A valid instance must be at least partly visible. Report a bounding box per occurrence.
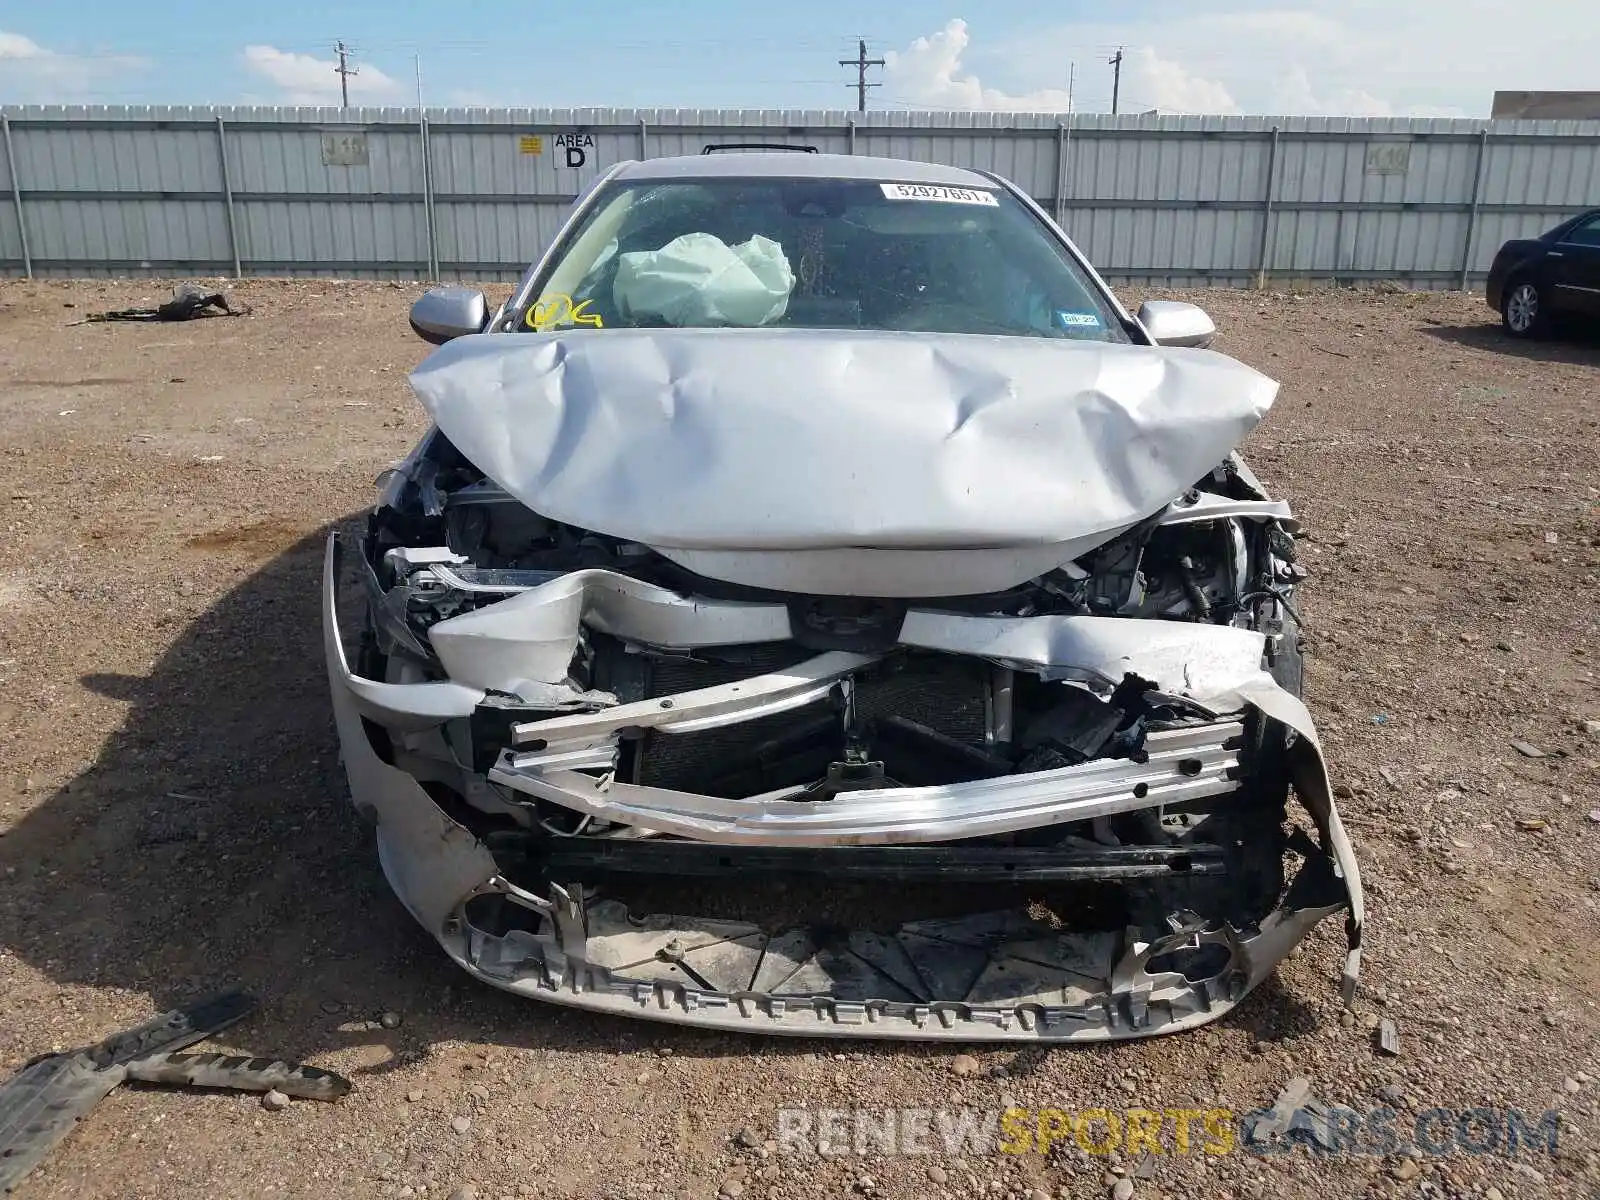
[526,294,603,332]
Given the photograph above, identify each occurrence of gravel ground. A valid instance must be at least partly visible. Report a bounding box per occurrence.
[0,278,1596,1200]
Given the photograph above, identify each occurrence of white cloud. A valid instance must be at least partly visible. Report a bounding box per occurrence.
[0,31,43,58]
[0,29,147,102]
[242,45,404,106]
[886,19,1237,114]
[892,5,1596,117]
[1121,46,1239,115]
[1264,66,1428,119]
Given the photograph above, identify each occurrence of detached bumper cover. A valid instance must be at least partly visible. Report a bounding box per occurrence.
[324,535,1363,1041]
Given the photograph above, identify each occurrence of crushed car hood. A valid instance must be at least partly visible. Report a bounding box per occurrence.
[410,329,1279,594]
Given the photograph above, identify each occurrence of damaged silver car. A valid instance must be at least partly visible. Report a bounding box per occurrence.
[324,150,1362,1041]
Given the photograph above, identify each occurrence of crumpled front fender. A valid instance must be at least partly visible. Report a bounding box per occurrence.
[323,533,501,933]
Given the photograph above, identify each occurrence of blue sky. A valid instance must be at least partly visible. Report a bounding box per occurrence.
[2,1,1593,116]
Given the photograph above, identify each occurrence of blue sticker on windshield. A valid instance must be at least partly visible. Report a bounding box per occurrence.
[1055,310,1103,329]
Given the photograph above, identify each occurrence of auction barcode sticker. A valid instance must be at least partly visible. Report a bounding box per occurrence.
[880,183,999,206]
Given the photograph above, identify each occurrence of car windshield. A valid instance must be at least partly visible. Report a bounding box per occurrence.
[514,176,1129,342]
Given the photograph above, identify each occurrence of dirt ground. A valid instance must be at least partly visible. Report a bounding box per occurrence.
[0,278,1596,1200]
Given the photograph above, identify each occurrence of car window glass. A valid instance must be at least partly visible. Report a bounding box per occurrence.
[514,178,1129,342]
[1560,215,1600,247]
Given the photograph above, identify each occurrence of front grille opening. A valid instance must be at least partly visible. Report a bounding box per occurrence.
[594,875,1135,936]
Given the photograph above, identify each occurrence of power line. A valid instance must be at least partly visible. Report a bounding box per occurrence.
[334,40,358,109]
[318,35,881,55]
[838,39,885,113]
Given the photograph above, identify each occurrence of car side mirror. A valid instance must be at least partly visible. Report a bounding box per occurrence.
[410,287,490,345]
[1136,300,1216,349]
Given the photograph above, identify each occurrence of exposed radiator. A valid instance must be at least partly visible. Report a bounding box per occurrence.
[852,653,990,747]
[636,648,991,796]
[638,643,822,795]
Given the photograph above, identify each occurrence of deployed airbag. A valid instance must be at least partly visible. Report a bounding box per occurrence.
[409,329,1278,553]
[613,233,794,327]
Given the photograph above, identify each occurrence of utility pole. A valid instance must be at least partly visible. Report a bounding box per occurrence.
[334,40,358,109]
[1109,47,1123,115]
[1063,62,1075,193]
[839,39,885,113]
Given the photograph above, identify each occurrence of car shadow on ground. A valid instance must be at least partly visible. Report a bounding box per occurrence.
[0,524,1323,1077]
[1420,318,1600,365]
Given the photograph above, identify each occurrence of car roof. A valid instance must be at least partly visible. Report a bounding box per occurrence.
[614,152,1001,188]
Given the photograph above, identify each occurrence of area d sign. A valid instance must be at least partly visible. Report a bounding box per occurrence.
[553,132,595,168]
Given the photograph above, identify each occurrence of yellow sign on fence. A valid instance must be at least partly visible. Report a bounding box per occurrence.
[518,135,544,155]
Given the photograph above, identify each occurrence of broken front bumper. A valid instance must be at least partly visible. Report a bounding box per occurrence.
[323,534,1363,1041]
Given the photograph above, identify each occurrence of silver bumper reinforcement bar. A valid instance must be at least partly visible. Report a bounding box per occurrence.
[488,719,1244,845]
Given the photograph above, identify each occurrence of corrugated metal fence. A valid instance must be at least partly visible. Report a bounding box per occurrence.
[2,106,1598,288]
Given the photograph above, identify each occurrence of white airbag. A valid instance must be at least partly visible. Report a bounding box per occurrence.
[613,233,794,327]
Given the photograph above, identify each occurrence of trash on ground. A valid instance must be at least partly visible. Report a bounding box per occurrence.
[1242,1075,1339,1151]
[74,283,252,325]
[1376,1018,1401,1056]
[0,991,349,1194]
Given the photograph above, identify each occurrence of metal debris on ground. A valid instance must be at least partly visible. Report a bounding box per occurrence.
[73,283,252,325]
[1511,740,1546,758]
[0,992,350,1194]
[124,1053,349,1099]
[1241,1076,1339,1151]
[1376,1018,1401,1057]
